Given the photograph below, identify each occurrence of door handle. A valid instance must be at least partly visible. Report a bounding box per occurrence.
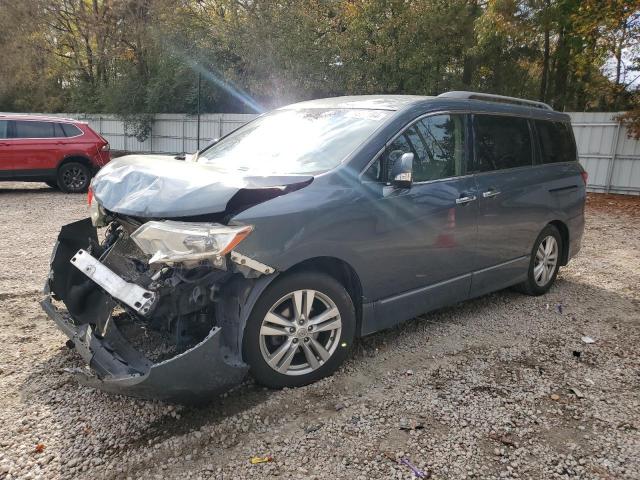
[482,189,501,198]
[456,195,477,205]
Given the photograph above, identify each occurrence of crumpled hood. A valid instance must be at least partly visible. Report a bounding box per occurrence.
[92,155,313,218]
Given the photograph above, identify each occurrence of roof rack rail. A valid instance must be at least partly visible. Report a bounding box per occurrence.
[438,91,553,111]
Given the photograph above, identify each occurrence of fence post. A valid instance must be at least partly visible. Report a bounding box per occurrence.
[182,117,186,153]
[219,114,224,139]
[123,122,128,153]
[605,119,622,194]
[149,119,153,153]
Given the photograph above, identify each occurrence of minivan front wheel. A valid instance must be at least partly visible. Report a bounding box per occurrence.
[517,224,562,296]
[58,162,91,193]
[243,272,355,388]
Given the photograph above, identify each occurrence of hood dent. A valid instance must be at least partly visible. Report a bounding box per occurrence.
[92,155,313,218]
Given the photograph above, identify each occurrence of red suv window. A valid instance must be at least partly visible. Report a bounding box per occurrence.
[13,120,57,138]
[60,123,83,137]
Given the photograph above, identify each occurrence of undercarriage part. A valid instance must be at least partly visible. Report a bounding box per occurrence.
[41,217,278,402]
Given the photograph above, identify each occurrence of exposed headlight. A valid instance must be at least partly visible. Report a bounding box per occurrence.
[89,197,108,227]
[131,220,253,265]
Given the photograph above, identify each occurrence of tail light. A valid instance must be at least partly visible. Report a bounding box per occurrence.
[580,171,588,185]
[87,187,93,206]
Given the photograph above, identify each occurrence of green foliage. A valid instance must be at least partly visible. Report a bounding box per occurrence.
[0,0,638,117]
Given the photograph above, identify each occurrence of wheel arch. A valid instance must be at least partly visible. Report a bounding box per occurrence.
[58,155,94,171]
[285,256,364,337]
[548,220,570,266]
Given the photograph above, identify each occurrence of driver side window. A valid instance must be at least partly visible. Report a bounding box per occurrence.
[364,114,467,182]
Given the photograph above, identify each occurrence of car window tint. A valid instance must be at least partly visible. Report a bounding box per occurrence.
[0,120,7,139]
[54,123,66,137]
[405,125,428,165]
[413,115,466,181]
[13,121,56,138]
[535,120,576,164]
[363,133,412,182]
[61,123,82,137]
[364,114,466,182]
[383,131,413,181]
[473,115,532,171]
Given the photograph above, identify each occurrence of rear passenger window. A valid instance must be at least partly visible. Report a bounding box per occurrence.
[535,120,576,164]
[0,120,7,139]
[13,121,56,138]
[364,114,467,182]
[60,123,82,137]
[473,115,532,172]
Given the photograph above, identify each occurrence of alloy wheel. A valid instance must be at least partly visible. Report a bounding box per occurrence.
[259,289,342,376]
[534,235,558,286]
[62,166,88,190]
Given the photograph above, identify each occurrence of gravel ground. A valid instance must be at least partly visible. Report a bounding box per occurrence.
[0,183,638,480]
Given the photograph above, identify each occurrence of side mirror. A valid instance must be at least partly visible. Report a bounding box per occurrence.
[390,152,414,189]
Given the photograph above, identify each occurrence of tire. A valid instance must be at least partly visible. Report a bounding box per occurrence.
[45,181,59,189]
[57,162,91,193]
[243,271,356,389]
[515,224,562,296]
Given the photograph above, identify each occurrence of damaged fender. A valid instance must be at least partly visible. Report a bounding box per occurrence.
[41,218,279,402]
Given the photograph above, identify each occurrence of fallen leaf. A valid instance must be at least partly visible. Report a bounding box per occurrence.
[250,456,273,464]
[34,443,45,453]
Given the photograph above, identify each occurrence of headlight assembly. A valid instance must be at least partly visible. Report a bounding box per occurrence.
[131,220,253,265]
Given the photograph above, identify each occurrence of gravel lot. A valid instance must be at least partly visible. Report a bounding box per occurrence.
[0,184,638,480]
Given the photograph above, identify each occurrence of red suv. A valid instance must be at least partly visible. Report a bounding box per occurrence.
[0,115,110,192]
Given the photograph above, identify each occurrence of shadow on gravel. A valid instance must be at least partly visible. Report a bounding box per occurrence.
[0,181,84,194]
[19,276,637,461]
[0,186,56,194]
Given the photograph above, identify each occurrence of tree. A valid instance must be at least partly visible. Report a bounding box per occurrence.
[0,0,637,116]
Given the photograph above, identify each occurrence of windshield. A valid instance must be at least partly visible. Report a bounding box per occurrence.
[197,108,392,175]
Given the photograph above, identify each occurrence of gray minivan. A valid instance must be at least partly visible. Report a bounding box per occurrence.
[42,92,586,401]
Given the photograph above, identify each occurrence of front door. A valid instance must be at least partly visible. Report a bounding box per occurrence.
[360,113,479,329]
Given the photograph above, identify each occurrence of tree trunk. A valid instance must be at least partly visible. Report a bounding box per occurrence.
[552,27,570,110]
[539,0,551,102]
[614,21,626,86]
[461,0,479,88]
[540,27,550,102]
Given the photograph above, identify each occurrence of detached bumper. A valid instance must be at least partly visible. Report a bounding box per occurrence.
[41,218,248,403]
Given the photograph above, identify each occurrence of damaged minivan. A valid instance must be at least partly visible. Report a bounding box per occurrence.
[42,92,586,401]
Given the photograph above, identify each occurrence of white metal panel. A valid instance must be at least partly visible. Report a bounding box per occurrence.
[6,111,639,194]
[568,112,639,195]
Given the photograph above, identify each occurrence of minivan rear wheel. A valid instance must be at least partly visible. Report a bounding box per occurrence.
[516,224,562,296]
[243,272,355,388]
[58,162,91,193]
